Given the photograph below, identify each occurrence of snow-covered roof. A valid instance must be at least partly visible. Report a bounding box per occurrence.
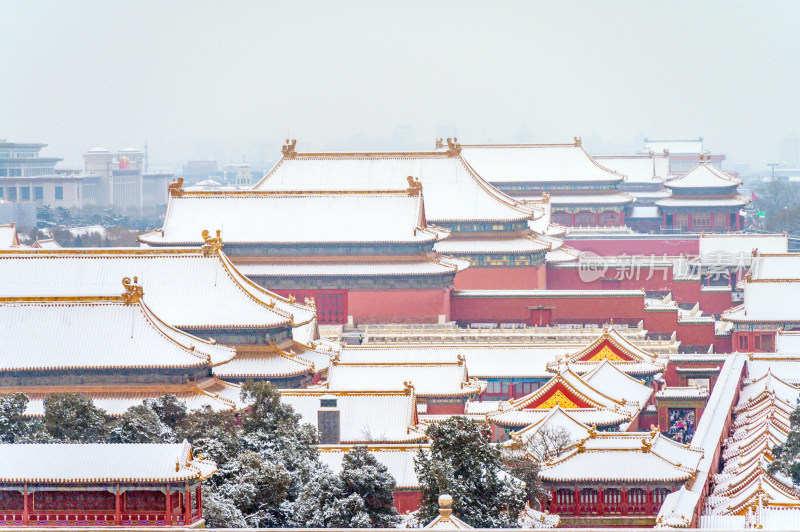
[0,294,235,371]
[656,386,709,400]
[723,280,800,323]
[236,255,469,278]
[0,441,216,483]
[457,142,625,184]
[593,153,670,183]
[655,196,748,207]
[628,206,661,219]
[737,371,800,407]
[539,429,702,483]
[434,236,550,254]
[318,444,426,489]
[0,223,22,249]
[582,360,653,408]
[254,145,538,223]
[453,288,645,298]
[748,252,800,281]
[545,192,633,205]
[23,378,243,416]
[664,162,742,190]
[505,405,591,448]
[213,350,317,379]
[775,331,800,355]
[700,235,788,266]
[0,248,313,333]
[279,389,424,443]
[317,358,485,398]
[31,238,61,249]
[139,189,443,246]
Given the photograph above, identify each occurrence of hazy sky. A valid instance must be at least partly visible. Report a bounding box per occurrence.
[2,1,799,170]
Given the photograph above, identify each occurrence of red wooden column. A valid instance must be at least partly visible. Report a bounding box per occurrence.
[22,486,29,526]
[621,487,628,516]
[597,489,604,517]
[710,213,715,232]
[184,487,192,524]
[574,488,580,516]
[570,213,575,226]
[165,491,172,525]
[196,485,202,519]
[114,486,121,525]
[549,489,556,514]
[646,488,653,515]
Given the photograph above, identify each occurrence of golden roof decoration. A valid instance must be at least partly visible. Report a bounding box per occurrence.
[282,138,297,158]
[121,276,143,304]
[304,296,316,309]
[407,175,422,196]
[434,138,444,150]
[201,229,223,256]
[168,177,184,197]
[574,136,582,147]
[446,137,461,156]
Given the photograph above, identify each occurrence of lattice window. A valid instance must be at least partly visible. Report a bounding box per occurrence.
[579,488,598,515]
[125,491,162,512]
[599,211,618,226]
[0,491,23,511]
[35,491,115,511]
[603,488,622,515]
[575,212,596,226]
[552,212,571,225]
[627,488,647,515]
[652,488,670,504]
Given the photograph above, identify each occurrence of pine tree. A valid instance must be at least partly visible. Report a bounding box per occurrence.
[0,393,31,442]
[415,417,526,528]
[110,404,174,443]
[339,446,400,527]
[768,400,800,483]
[42,393,109,442]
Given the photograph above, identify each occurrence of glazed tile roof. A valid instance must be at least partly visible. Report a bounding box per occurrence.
[279,389,424,444]
[0,223,20,249]
[747,354,800,383]
[0,295,235,371]
[539,429,702,482]
[236,255,469,278]
[254,147,539,223]
[665,162,742,190]
[0,441,216,483]
[0,248,311,332]
[457,143,625,184]
[139,189,445,246]
[699,235,787,266]
[315,358,485,398]
[434,236,550,254]
[318,444,428,489]
[593,154,670,184]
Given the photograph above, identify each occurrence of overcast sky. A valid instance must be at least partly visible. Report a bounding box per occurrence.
[2,1,799,170]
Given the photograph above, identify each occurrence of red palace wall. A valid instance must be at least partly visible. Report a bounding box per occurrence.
[698,289,734,316]
[662,361,724,388]
[453,265,546,290]
[348,288,451,324]
[425,401,467,415]
[676,323,718,349]
[546,265,674,292]
[565,237,698,257]
[450,292,646,325]
[393,490,422,514]
[715,334,733,354]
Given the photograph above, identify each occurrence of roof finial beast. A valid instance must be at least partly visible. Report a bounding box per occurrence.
[435,138,444,150]
[574,136,582,147]
[201,229,223,256]
[168,177,184,197]
[407,176,422,196]
[699,153,704,162]
[122,276,144,304]
[446,137,461,156]
[282,138,297,158]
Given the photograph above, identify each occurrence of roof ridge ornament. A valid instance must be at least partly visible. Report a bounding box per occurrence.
[407,176,422,196]
[282,138,297,158]
[168,177,184,197]
[122,276,144,304]
[574,136,582,147]
[446,137,461,156]
[201,229,223,256]
[435,138,444,150]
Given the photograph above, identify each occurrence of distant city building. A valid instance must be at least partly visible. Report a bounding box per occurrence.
[83,147,172,211]
[181,160,220,183]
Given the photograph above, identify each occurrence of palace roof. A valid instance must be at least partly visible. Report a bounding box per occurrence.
[546,326,666,376]
[505,405,592,449]
[0,223,20,249]
[655,196,748,208]
[664,161,742,190]
[543,192,633,205]
[236,255,470,278]
[31,237,61,249]
[433,236,550,254]
[456,142,625,184]
[253,143,540,224]
[593,153,670,184]
[0,292,236,372]
[722,279,800,323]
[486,368,634,428]
[747,251,799,281]
[0,440,216,484]
[139,189,444,246]
[736,371,800,410]
[582,360,653,409]
[0,247,313,334]
[21,378,244,416]
[278,389,424,444]
[317,444,427,490]
[747,353,800,383]
[700,235,788,267]
[538,428,703,483]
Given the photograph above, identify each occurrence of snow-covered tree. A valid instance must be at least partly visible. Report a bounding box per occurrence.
[415,417,526,528]
[768,400,800,484]
[0,393,30,443]
[110,404,174,443]
[145,394,188,429]
[42,393,109,442]
[339,446,400,527]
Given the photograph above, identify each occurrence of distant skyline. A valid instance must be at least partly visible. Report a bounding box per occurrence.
[2,1,799,170]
